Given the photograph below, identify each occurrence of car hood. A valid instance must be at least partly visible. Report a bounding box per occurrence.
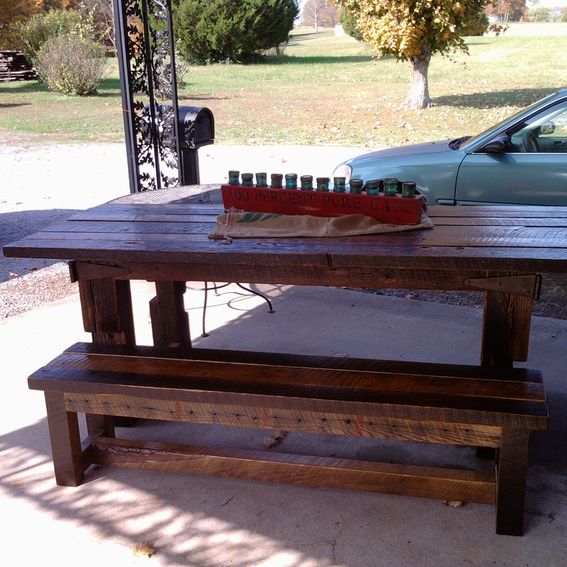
[350,140,454,163]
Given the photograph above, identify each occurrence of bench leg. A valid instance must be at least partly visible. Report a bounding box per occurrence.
[44,392,85,486]
[496,427,530,536]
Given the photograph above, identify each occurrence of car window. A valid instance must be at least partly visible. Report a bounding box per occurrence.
[460,92,562,149]
[509,100,567,153]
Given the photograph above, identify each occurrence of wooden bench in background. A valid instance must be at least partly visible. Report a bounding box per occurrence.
[28,342,548,536]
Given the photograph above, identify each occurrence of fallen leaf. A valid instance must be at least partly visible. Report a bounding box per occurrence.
[133,542,157,558]
[443,500,464,508]
[264,430,288,448]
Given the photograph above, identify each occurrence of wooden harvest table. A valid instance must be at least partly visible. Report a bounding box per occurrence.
[4,185,567,535]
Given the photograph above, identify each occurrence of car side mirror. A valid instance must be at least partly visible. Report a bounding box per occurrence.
[540,121,555,135]
[482,134,509,153]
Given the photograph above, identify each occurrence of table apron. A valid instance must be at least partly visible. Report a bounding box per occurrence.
[70,261,541,292]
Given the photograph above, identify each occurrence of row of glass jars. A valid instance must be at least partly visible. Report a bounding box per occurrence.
[228,171,417,198]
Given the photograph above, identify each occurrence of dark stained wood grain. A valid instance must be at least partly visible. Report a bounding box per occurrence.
[92,437,496,504]
[496,427,530,536]
[28,346,548,429]
[481,290,534,367]
[13,222,567,249]
[4,202,567,278]
[68,341,544,383]
[10,194,563,536]
[29,341,547,534]
[44,391,84,486]
[78,278,135,345]
[149,281,191,348]
[43,350,545,402]
[78,277,136,435]
[63,391,502,447]
[39,219,567,246]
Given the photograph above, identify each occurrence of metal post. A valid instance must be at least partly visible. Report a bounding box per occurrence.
[112,0,182,193]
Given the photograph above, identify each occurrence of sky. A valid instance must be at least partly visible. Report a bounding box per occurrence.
[527,1,567,7]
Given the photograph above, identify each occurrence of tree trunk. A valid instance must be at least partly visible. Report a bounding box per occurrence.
[406,46,432,109]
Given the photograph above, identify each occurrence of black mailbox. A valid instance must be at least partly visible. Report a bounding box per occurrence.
[178,106,215,185]
[178,106,215,149]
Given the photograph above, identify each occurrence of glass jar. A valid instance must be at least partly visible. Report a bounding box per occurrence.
[365,179,382,195]
[255,172,268,187]
[401,181,417,198]
[333,176,346,192]
[228,170,240,185]
[383,177,398,196]
[349,179,364,194]
[271,173,283,188]
[300,175,314,191]
[241,173,254,187]
[316,177,330,192]
[285,173,298,189]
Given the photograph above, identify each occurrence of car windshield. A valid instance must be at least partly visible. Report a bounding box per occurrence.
[459,92,560,149]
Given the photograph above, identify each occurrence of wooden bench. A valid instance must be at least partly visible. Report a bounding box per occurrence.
[28,342,548,536]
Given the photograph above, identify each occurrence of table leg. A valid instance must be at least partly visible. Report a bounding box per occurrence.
[149,281,191,348]
[478,287,533,459]
[78,277,136,436]
[481,290,533,367]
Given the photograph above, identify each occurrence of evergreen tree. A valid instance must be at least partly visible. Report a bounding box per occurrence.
[175,0,298,64]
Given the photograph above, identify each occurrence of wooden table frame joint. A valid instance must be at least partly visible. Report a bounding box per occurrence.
[465,274,542,299]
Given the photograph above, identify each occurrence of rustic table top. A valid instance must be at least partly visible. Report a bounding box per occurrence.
[4,186,567,277]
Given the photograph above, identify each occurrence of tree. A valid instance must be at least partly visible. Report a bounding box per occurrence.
[0,1,30,48]
[461,8,489,35]
[486,0,527,22]
[0,0,79,49]
[330,1,487,109]
[340,7,363,41]
[175,0,298,64]
[0,0,77,26]
[302,0,339,31]
[78,0,116,52]
[528,6,551,22]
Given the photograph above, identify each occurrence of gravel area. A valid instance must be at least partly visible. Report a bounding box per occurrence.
[0,262,77,319]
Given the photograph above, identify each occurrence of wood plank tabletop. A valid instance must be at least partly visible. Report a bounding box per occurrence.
[4,186,567,275]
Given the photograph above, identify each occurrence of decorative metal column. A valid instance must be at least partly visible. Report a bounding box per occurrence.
[112,0,182,193]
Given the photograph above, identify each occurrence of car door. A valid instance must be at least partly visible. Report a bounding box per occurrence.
[454,99,567,206]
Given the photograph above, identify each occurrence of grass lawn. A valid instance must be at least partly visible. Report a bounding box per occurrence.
[1,23,566,147]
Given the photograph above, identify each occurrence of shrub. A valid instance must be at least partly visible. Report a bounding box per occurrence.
[17,9,94,63]
[174,0,298,64]
[528,7,551,22]
[34,34,106,96]
[339,8,363,42]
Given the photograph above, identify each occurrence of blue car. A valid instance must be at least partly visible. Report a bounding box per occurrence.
[332,89,567,206]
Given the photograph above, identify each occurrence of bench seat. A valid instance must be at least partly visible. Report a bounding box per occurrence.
[29,342,548,536]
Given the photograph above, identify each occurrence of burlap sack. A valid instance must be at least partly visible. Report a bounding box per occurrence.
[209,209,434,239]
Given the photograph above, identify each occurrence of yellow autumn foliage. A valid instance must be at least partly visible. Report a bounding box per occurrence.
[331,0,486,61]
